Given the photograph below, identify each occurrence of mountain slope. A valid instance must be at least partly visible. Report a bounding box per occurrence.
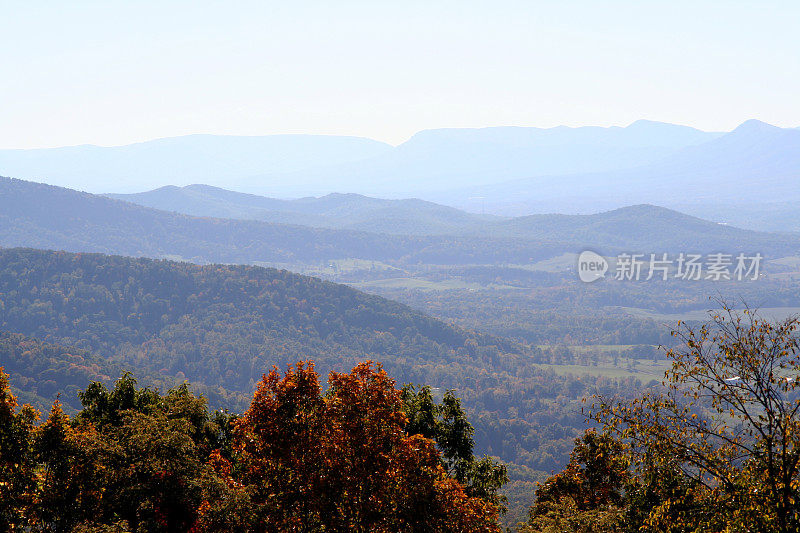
[1,176,568,265]
[0,331,118,412]
[676,200,800,233]
[0,248,524,410]
[496,204,795,252]
[246,120,722,196]
[108,185,496,235]
[103,181,800,257]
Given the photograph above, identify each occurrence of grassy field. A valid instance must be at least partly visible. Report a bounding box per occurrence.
[535,358,672,382]
[349,277,523,291]
[617,306,800,323]
[539,344,639,353]
[512,252,579,273]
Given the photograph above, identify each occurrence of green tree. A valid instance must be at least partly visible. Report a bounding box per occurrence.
[34,400,85,532]
[401,385,509,511]
[70,375,226,531]
[518,430,627,533]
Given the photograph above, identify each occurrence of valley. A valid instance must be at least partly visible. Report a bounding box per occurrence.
[5,5,800,530]
[3,172,800,525]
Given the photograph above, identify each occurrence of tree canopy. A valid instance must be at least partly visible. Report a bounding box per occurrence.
[0,361,504,532]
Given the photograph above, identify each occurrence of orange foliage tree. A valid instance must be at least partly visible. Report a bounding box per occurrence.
[0,368,38,530]
[198,361,501,532]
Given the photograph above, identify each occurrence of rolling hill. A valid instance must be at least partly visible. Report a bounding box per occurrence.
[3,177,799,269]
[0,176,568,266]
[0,247,524,411]
[102,180,800,257]
[494,204,796,252]
[108,185,497,235]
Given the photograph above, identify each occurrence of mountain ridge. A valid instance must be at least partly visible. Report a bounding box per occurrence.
[107,185,497,236]
[435,120,800,217]
[104,182,799,255]
[4,176,796,258]
[1,120,724,197]
[0,134,392,193]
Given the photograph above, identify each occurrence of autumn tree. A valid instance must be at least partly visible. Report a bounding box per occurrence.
[227,360,325,531]
[199,361,502,532]
[591,306,800,532]
[0,362,504,531]
[0,367,38,530]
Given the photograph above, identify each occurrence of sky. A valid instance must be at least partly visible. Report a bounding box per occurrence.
[1,0,799,148]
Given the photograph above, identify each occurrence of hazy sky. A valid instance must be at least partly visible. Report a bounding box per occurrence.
[2,1,798,148]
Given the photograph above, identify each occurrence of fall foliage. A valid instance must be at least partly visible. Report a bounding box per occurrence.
[0,361,503,532]
[519,307,800,532]
[197,361,501,532]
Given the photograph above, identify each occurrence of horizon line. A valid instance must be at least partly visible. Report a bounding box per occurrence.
[2,118,789,151]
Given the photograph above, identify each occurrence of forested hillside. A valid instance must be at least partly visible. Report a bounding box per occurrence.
[0,362,506,531]
[0,248,522,400]
[108,185,495,236]
[0,331,116,411]
[0,247,650,523]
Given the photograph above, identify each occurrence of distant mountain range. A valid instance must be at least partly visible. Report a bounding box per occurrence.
[262,120,722,196]
[3,120,799,231]
[0,120,721,197]
[436,120,800,228]
[3,177,798,265]
[0,134,391,193]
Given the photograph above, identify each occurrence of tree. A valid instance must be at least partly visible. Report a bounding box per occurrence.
[518,430,627,533]
[69,375,226,531]
[200,361,502,532]
[0,368,38,530]
[591,306,800,532]
[0,362,504,531]
[34,400,89,531]
[401,385,509,511]
[229,360,325,531]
